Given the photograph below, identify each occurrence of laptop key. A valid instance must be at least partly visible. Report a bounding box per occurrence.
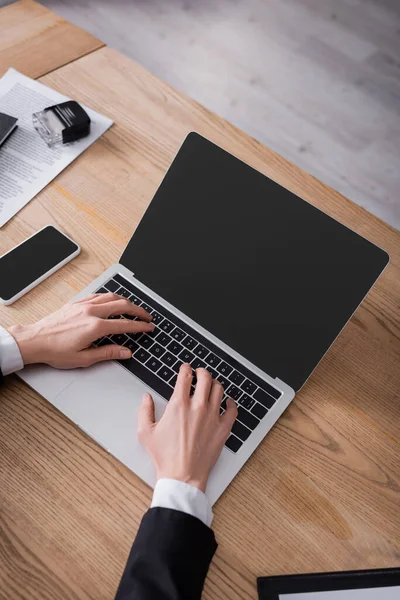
[253,388,277,409]
[138,334,154,349]
[216,375,230,390]
[226,384,242,401]
[193,344,209,359]
[159,366,174,382]
[231,420,251,442]
[116,287,131,299]
[147,357,162,373]
[110,333,129,346]
[156,332,171,347]
[251,402,268,419]
[167,340,183,356]
[96,287,109,294]
[229,370,245,386]
[191,358,206,370]
[149,342,165,359]
[204,365,218,379]
[159,319,174,333]
[147,326,159,338]
[128,330,143,341]
[241,379,257,395]
[237,406,259,430]
[171,327,185,342]
[179,349,195,363]
[129,294,141,305]
[205,353,221,368]
[124,339,139,354]
[161,351,176,367]
[104,279,119,293]
[257,382,281,401]
[151,311,164,325]
[217,362,233,377]
[238,393,255,410]
[134,348,151,364]
[141,302,152,313]
[181,335,197,350]
[170,374,178,388]
[225,435,243,453]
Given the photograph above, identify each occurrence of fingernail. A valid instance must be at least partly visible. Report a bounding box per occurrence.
[120,349,132,359]
[150,323,155,329]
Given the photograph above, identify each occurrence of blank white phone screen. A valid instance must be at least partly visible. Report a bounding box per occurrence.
[280,587,400,600]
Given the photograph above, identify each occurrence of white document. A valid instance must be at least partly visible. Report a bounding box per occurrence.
[280,585,400,599]
[0,68,113,227]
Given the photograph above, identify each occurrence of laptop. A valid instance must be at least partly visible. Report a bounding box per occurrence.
[19,133,389,505]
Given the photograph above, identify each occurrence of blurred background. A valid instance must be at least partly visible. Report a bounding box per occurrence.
[5,0,400,229]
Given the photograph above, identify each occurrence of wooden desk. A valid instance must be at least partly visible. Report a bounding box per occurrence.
[0,3,399,600]
[0,0,103,79]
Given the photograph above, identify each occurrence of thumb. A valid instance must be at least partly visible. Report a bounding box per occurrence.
[78,344,132,366]
[138,393,155,440]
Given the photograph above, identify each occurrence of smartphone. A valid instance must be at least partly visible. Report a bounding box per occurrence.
[0,225,80,305]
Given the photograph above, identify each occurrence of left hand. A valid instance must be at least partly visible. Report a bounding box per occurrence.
[8,292,155,369]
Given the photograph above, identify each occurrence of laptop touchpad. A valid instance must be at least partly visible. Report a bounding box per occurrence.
[53,362,153,473]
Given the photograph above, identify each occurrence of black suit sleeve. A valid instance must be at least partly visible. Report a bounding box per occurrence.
[115,508,217,600]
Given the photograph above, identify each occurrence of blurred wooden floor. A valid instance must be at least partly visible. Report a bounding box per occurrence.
[21,0,400,229]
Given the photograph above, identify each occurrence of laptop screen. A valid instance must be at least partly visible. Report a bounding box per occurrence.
[121,133,389,391]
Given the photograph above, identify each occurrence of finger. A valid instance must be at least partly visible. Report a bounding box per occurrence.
[193,368,213,404]
[220,397,238,433]
[101,319,155,337]
[73,293,105,304]
[91,298,152,321]
[209,379,224,413]
[77,344,132,366]
[137,393,156,441]
[170,363,192,401]
[76,292,122,305]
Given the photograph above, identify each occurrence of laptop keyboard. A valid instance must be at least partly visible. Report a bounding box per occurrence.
[93,273,282,453]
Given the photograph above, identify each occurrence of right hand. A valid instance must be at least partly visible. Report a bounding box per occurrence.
[138,363,238,492]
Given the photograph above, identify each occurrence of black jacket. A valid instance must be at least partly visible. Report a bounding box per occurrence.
[0,366,216,599]
[115,508,217,600]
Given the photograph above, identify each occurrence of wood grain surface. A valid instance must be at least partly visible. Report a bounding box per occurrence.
[0,0,104,79]
[0,37,399,600]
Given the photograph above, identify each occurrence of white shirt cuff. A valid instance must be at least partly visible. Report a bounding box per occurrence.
[151,478,213,528]
[0,326,24,376]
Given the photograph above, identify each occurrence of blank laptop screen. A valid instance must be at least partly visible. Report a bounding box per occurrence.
[121,134,389,391]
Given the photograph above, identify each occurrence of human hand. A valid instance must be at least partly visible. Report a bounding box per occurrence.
[8,292,155,369]
[138,364,238,492]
